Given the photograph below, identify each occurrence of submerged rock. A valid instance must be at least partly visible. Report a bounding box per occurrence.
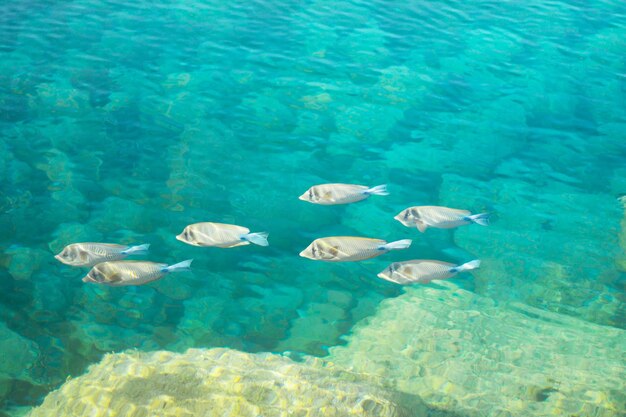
[0,321,40,401]
[617,196,626,273]
[27,348,418,417]
[438,173,624,327]
[328,283,626,417]
[335,102,403,143]
[5,246,49,281]
[0,322,39,379]
[48,222,103,255]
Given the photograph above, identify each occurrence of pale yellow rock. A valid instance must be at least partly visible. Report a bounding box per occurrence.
[328,283,626,417]
[27,348,417,417]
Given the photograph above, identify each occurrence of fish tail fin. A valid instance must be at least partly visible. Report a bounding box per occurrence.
[380,239,412,251]
[162,259,193,273]
[466,213,490,226]
[121,243,150,255]
[451,259,481,273]
[242,232,269,247]
[364,184,389,196]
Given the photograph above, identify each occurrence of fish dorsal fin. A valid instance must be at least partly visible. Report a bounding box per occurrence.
[447,207,471,216]
[424,260,456,267]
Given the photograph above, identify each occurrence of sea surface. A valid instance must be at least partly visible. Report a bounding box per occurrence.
[1,0,625,415]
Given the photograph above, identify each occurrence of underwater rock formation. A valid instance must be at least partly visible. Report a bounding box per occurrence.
[0,322,40,400]
[617,196,626,272]
[327,282,626,417]
[439,172,624,327]
[27,348,420,417]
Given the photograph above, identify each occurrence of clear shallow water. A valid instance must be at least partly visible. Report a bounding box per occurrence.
[0,0,625,414]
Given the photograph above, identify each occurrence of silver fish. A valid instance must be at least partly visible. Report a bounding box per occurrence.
[55,243,150,267]
[299,183,388,205]
[394,205,489,232]
[176,222,268,248]
[300,236,411,262]
[378,259,480,284]
[82,259,192,286]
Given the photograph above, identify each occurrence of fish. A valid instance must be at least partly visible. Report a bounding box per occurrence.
[55,243,150,267]
[394,205,489,232]
[300,236,411,262]
[377,259,480,284]
[82,259,192,286]
[299,183,389,205]
[176,222,269,248]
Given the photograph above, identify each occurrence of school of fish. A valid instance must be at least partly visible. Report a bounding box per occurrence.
[55,182,487,286]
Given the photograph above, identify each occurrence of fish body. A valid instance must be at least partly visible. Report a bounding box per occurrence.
[55,243,150,267]
[300,236,411,262]
[378,259,480,284]
[299,183,388,205]
[394,205,489,232]
[176,222,268,248]
[82,259,192,286]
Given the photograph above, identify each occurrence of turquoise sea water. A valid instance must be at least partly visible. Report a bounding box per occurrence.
[1,0,625,415]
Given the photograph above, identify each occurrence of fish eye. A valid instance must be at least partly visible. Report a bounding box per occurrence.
[308,189,313,199]
[311,245,317,256]
[403,211,409,220]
